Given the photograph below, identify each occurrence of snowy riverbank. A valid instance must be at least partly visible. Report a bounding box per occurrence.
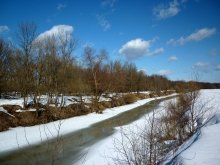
[0,94,176,154]
[76,89,220,165]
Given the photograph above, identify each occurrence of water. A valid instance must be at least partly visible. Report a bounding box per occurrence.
[0,97,174,165]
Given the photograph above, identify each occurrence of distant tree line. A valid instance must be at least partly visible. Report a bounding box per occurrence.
[0,23,219,107]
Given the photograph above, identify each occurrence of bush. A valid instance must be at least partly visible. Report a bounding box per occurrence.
[0,113,10,131]
[66,103,89,114]
[136,93,149,99]
[88,102,106,113]
[100,101,112,108]
[16,112,39,126]
[2,104,22,114]
[122,94,138,104]
[111,97,125,107]
[149,92,158,98]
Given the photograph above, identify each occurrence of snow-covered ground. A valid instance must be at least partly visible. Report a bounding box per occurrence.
[76,89,220,165]
[176,90,220,165]
[0,95,109,108]
[1,89,219,165]
[76,107,162,165]
[0,92,151,108]
[179,118,220,165]
[0,94,176,154]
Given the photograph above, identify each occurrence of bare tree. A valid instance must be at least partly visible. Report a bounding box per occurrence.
[17,22,37,108]
[112,111,162,165]
[83,46,108,110]
[56,29,77,107]
[0,38,13,97]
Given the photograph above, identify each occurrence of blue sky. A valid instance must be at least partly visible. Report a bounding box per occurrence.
[0,0,220,82]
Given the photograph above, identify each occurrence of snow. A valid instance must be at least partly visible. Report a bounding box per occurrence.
[0,107,15,117]
[0,91,153,108]
[1,89,219,165]
[15,109,39,112]
[0,94,176,154]
[75,89,220,165]
[0,98,24,107]
[76,98,169,165]
[0,94,127,108]
[175,89,220,165]
[179,120,220,165]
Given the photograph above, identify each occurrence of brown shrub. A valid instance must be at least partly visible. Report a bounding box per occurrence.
[100,101,112,108]
[122,94,138,104]
[136,93,145,99]
[88,103,105,113]
[111,97,125,107]
[136,93,150,99]
[16,112,38,126]
[2,105,22,114]
[0,113,11,131]
[149,92,158,98]
[66,104,89,114]
[97,104,105,111]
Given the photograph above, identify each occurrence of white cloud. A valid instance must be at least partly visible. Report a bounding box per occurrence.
[119,38,150,59]
[97,15,111,31]
[168,55,178,61]
[101,0,117,8]
[0,25,9,33]
[57,3,66,11]
[148,47,164,56]
[168,28,216,45]
[193,62,210,68]
[119,38,164,59]
[36,25,73,41]
[158,69,172,76]
[153,0,181,20]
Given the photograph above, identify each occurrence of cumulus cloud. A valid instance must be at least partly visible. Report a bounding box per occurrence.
[0,25,9,33]
[36,25,73,41]
[119,39,150,59]
[158,69,172,76]
[57,3,66,11]
[119,38,164,59]
[97,15,111,31]
[168,28,216,46]
[168,56,178,61]
[153,0,183,20]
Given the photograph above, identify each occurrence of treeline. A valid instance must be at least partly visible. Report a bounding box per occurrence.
[0,23,219,108]
[171,81,220,91]
[0,23,172,106]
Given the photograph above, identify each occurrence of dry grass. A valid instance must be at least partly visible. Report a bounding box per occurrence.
[122,94,138,104]
[0,113,11,131]
[100,101,112,108]
[0,92,171,132]
[2,104,22,113]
